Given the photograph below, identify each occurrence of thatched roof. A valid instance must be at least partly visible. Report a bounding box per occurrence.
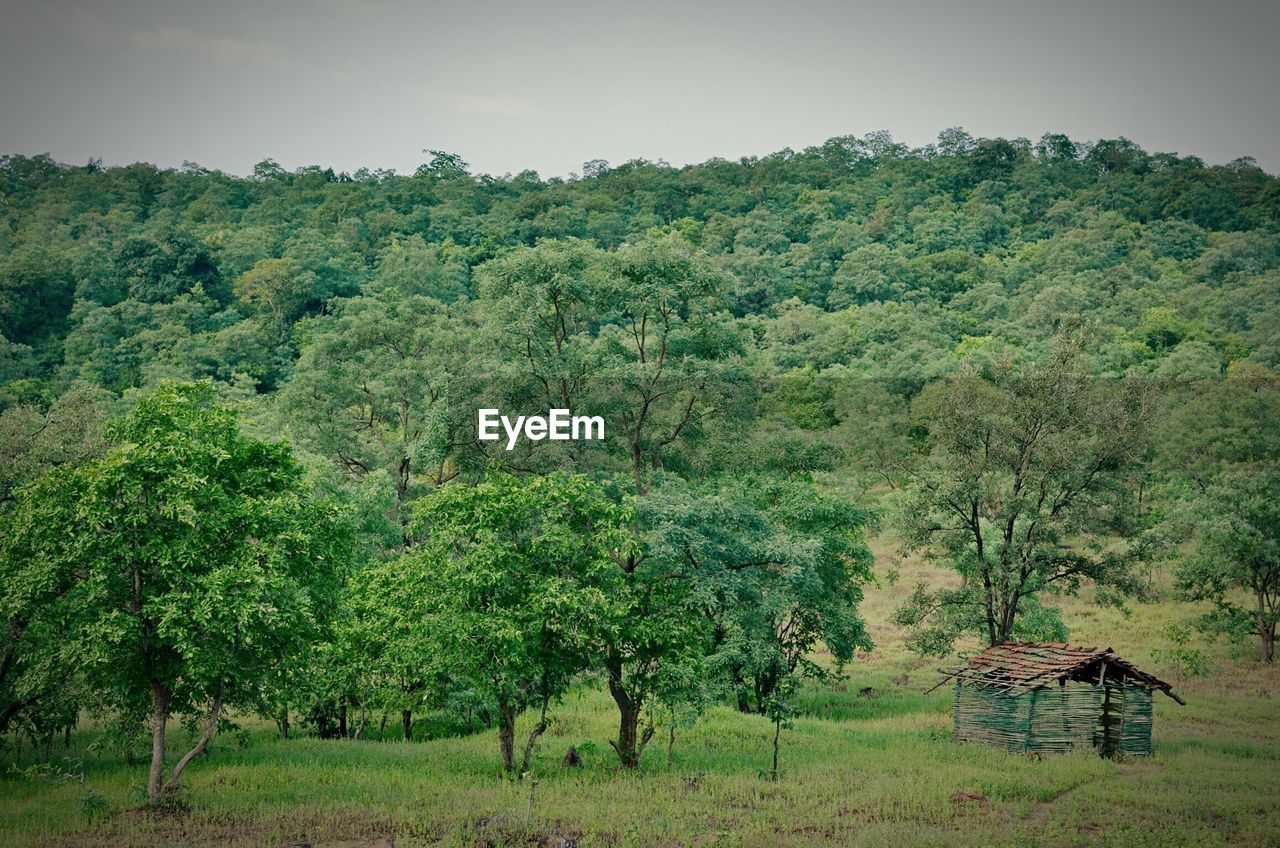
[932,642,1185,704]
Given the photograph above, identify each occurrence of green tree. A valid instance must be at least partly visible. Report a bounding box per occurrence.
[0,385,108,506]
[828,243,914,307]
[417,150,470,180]
[1177,466,1280,662]
[477,238,605,415]
[729,478,874,712]
[278,292,479,542]
[893,334,1154,653]
[398,473,628,770]
[594,233,744,494]
[0,382,346,797]
[599,483,708,768]
[113,233,226,305]
[342,551,441,740]
[1157,371,1280,662]
[599,474,872,767]
[0,243,76,346]
[1177,466,1280,666]
[233,257,316,325]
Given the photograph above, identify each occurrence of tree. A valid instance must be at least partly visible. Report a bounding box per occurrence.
[578,233,751,766]
[828,243,914,306]
[0,466,82,736]
[342,551,442,741]
[1157,371,1280,662]
[278,291,479,542]
[400,473,628,770]
[0,387,109,736]
[1178,467,1279,662]
[477,238,605,416]
[0,382,346,797]
[0,384,108,506]
[0,243,76,346]
[233,257,316,325]
[599,474,872,767]
[374,235,469,301]
[113,232,226,305]
[1155,369,1280,492]
[417,150,470,180]
[598,486,707,768]
[762,668,797,782]
[893,333,1155,654]
[594,232,744,495]
[727,478,874,712]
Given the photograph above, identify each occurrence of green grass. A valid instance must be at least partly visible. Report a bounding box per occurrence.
[2,540,1277,847]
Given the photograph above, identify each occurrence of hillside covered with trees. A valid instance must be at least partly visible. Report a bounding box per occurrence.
[1,130,1279,843]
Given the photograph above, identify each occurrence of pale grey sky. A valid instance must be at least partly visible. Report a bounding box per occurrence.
[2,0,1277,177]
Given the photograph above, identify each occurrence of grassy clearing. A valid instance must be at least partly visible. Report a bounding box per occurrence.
[3,539,1277,847]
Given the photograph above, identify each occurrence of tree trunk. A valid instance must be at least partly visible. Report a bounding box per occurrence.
[401,709,412,740]
[612,699,640,768]
[165,682,224,793]
[631,443,647,497]
[607,656,637,767]
[754,663,779,713]
[770,717,782,781]
[339,701,348,738]
[0,696,38,736]
[1258,591,1276,663]
[997,584,1024,645]
[355,700,367,739]
[606,659,652,769]
[519,696,550,774]
[147,681,172,798]
[498,701,518,772]
[315,708,332,739]
[731,665,752,713]
[278,706,289,740]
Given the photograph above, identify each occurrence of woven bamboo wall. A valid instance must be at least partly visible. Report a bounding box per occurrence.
[1026,683,1101,753]
[953,681,1139,755]
[1117,685,1154,756]
[953,683,1034,752]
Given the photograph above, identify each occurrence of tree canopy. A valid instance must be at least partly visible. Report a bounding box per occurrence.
[1,129,1278,784]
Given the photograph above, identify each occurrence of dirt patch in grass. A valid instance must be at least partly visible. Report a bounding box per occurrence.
[464,817,585,848]
[1022,781,1085,830]
[57,808,407,848]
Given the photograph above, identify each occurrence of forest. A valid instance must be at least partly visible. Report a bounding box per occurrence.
[1,129,1278,846]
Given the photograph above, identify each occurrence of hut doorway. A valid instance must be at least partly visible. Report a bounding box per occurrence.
[1096,683,1122,757]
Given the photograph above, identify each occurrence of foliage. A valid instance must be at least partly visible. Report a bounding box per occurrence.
[1152,623,1215,681]
[1158,376,1280,662]
[0,382,348,795]
[404,473,629,771]
[1176,466,1280,662]
[1,129,1279,812]
[893,331,1157,654]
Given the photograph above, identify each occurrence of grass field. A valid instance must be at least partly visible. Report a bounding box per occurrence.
[3,538,1277,847]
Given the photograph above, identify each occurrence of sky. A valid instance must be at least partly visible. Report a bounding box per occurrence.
[2,0,1278,178]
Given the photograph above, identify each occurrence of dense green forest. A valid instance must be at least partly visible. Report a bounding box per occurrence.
[2,128,1279,818]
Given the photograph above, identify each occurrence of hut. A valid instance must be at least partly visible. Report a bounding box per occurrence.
[933,642,1184,756]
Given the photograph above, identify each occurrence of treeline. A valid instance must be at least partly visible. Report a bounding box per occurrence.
[1,130,1278,792]
[2,131,1277,397]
